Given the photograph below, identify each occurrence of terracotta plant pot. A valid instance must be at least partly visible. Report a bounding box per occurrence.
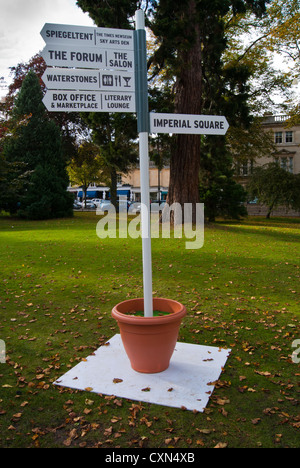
[111,298,187,373]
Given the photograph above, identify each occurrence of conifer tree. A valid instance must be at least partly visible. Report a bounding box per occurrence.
[77,0,269,221]
[3,70,73,219]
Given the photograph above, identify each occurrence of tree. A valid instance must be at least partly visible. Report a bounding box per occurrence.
[2,53,89,164]
[3,71,73,219]
[149,0,269,222]
[68,141,110,207]
[226,117,276,169]
[77,0,269,223]
[0,154,30,214]
[76,1,139,209]
[247,162,300,218]
[82,112,138,209]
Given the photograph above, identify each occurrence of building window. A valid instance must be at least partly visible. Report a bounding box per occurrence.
[275,132,283,144]
[280,157,287,171]
[236,160,254,177]
[278,157,294,173]
[242,161,248,176]
[117,174,122,185]
[285,131,293,143]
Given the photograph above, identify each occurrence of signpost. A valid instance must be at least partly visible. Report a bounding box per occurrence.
[134,10,153,317]
[40,12,229,319]
[41,22,135,115]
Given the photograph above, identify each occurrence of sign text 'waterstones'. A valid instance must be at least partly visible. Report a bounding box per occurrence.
[42,68,135,92]
[43,90,136,113]
[150,113,229,135]
[42,45,135,71]
[41,23,134,50]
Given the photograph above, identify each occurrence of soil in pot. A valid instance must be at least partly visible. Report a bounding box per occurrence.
[126,310,171,317]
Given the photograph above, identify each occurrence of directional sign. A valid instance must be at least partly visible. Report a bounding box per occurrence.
[41,23,134,50]
[150,113,229,135]
[42,68,135,92]
[42,45,135,71]
[43,90,136,113]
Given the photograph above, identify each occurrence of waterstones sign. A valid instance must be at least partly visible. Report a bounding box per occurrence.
[42,69,135,92]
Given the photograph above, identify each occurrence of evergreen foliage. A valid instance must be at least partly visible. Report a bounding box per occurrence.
[77,0,269,221]
[247,162,300,218]
[3,71,73,219]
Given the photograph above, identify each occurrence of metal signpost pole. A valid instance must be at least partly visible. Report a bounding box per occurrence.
[134,9,153,318]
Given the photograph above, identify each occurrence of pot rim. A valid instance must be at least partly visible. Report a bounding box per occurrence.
[112,297,187,325]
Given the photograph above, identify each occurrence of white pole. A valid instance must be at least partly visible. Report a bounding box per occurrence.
[135,7,145,31]
[135,9,153,318]
[140,132,153,317]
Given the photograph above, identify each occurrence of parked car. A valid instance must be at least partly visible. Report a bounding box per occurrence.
[73,200,82,210]
[151,201,166,212]
[128,202,141,214]
[91,198,102,207]
[98,199,131,213]
[84,201,97,209]
[128,201,166,214]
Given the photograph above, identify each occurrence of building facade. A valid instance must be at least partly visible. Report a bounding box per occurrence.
[235,115,300,216]
[235,115,300,180]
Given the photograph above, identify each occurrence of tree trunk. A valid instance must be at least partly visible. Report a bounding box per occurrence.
[83,185,87,209]
[110,168,118,210]
[166,1,203,224]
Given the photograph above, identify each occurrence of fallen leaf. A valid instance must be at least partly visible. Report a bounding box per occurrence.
[252,418,261,425]
[214,442,228,448]
[85,399,94,406]
[196,428,211,434]
[113,378,123,384]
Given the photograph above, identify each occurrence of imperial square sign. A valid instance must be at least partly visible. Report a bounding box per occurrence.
[150,113,229,135]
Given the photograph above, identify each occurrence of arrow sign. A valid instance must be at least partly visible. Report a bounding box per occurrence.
[43,90,136,113]
[41,23,134,51]
[150,113,229,135]
[42,68,135,92]
[42,45,135,71]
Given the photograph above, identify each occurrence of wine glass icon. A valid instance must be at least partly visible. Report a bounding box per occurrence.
[123,77,132,88]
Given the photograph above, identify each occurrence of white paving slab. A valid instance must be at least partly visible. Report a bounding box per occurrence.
[53,334,231,412]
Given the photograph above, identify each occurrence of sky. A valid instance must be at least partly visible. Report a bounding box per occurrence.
[0,0,298,108]
[0,0,95,98]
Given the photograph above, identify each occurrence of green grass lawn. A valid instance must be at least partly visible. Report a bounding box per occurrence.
[0,212,299,448]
